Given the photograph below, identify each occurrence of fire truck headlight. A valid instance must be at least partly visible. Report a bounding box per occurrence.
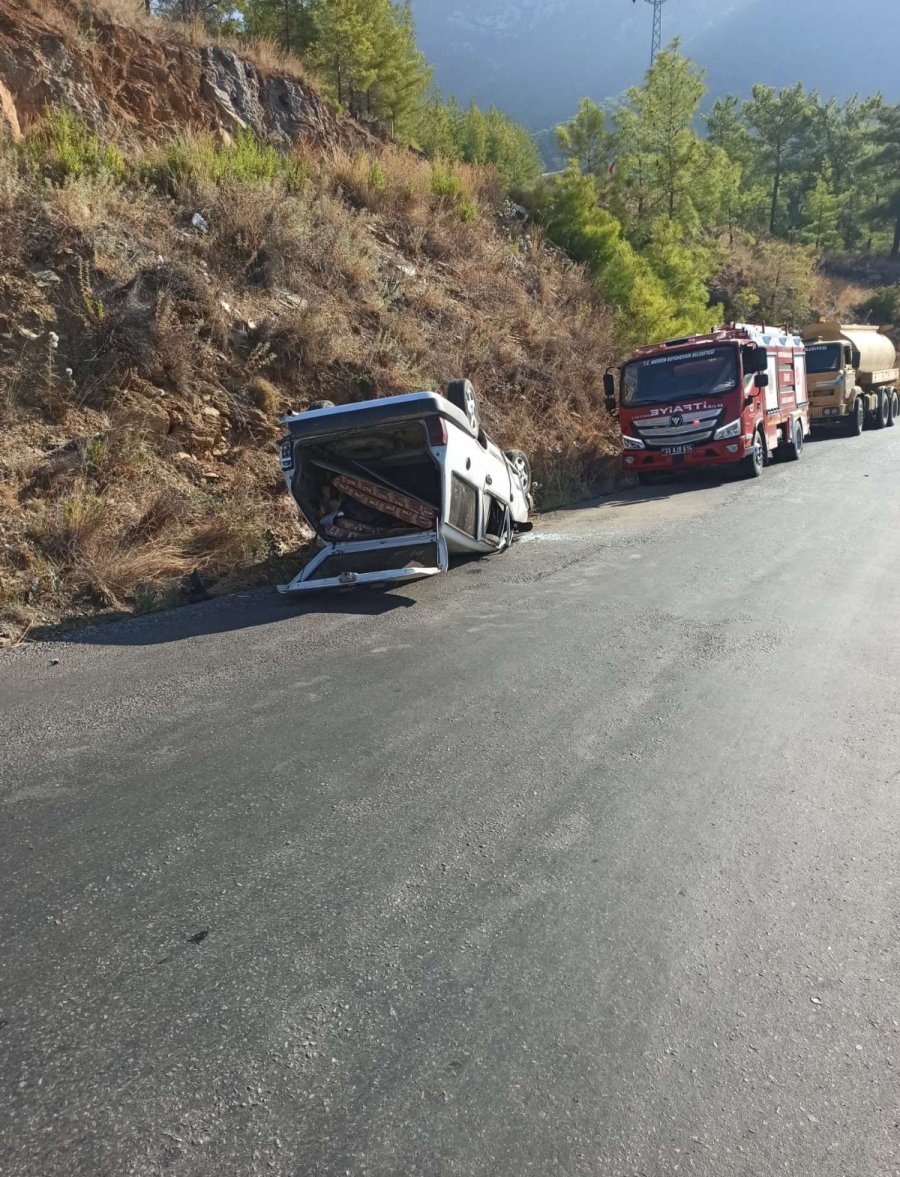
[622,435,645,450]
[714,419,742,441]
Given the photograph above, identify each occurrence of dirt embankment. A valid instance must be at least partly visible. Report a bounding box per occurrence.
[0,0,366,150]
[0,1,619,642]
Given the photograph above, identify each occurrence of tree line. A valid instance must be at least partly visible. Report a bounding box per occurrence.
[536,45,900,343]
[552,50,900,257]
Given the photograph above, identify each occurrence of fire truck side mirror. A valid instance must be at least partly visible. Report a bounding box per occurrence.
[755,372,770,389]
[753,346,769,372]
[603,372,617,413]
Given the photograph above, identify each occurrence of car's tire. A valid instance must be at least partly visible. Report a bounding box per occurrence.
[875,389,890,429]
[847,398,864,436]
[445,379,480,433]
[504,449,531,495]
[785,418,803,461]
[307,398,335,411]
[889,390,899,427]
[740,429,765,479]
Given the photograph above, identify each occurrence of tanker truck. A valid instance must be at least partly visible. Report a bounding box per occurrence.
[801,321,899,435]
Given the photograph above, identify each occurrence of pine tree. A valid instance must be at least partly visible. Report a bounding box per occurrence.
[240,0,317,55]
[742,83,816,235]
[309,0,429,137]
[535,166,711,345]
[868,103,900,258]
[153,0,237,29]
[555,98,615,177]
[800,169,843,251]
[366,1,431,138]
[417,95,540,188]
[620,44,706,230]
[311,0,376,111]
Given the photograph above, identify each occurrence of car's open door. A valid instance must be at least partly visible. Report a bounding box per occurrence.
[277,531,448,594]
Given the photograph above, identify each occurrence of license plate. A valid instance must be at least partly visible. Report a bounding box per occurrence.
[661,444,694,455]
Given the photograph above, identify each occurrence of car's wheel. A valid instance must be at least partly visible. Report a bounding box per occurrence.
[740,429,765,479]
[445,379,480,433]
[890,390,899,427]
[504,449,531,495]
[875,389,890,429]
[847,398,864,436]
[307,398,335,411]
[785,417,803,461]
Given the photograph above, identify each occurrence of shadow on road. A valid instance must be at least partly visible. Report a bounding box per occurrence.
[551,467,739,515]
[31,585,419,648]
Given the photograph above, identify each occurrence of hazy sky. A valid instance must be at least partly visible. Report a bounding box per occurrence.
[413,0,900,127]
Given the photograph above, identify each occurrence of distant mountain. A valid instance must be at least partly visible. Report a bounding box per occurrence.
[412,0,900,131]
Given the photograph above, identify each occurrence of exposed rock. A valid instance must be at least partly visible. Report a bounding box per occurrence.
[261,73,329,143]
[0,77,19,138]
[199,46,264,136]
[0,0,366,151]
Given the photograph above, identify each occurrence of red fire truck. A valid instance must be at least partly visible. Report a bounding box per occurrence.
[603,324,810,482]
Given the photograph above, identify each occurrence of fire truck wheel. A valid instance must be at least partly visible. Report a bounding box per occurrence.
[847,399,864,437]
[740,430,765,479]
[785,418,803,461]
[875,389,890,429]
[890,391,899,427]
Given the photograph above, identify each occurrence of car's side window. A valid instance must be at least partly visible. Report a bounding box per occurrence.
[448,474,478,537]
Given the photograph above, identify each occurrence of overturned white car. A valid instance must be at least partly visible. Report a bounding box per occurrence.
[277,380,533,593]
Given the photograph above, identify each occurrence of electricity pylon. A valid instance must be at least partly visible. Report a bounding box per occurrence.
[633,0,669,66]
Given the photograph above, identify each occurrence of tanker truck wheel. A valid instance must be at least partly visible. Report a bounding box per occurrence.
[875,390,890,429]
[889,390,899,427]
[847,398,864,437]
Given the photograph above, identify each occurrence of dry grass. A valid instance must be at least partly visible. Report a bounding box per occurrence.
[24,0,315,83]
[0,23,622,639]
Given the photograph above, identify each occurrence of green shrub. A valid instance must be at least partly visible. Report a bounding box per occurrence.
[26,108,125,182]
[430,166,478,223]
[854,285,900,325]
[140,131,309,196]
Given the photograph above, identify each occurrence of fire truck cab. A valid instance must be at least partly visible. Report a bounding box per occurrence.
[604,324,810,482]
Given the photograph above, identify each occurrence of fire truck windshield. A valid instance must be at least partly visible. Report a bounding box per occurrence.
[804,342,843,374]
[622,345,739,407]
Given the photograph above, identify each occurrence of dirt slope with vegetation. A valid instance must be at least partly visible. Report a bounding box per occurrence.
[0,0,619,642]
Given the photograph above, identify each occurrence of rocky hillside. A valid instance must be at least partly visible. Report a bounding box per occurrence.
[0,0,357,148]
[0,0,619,641]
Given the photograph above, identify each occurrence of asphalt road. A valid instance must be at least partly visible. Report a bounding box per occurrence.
[2,430,900,1177]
